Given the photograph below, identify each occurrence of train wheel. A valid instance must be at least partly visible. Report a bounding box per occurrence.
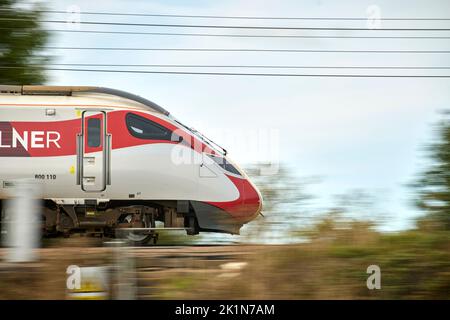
[124,231,154,246]
[117,214,154,246]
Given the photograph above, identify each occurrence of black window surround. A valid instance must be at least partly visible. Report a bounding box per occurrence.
[208,154,242,176]
[126,113,172,141]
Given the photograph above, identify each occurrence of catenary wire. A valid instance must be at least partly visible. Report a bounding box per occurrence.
[1,66,450,77]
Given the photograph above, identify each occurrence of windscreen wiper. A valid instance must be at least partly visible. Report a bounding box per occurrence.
[174,119,228,156]
[190,128,228,156]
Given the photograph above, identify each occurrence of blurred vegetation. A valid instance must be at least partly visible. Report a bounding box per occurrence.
[166,220,449,299]
[414,114,450,230]
[239,165,315,243]
[2,216,448,299]
[0,0,49,84]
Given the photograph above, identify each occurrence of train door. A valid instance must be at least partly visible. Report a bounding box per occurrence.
[77,110,111,192]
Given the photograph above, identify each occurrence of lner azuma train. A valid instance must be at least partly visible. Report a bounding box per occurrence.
[0,85,262,244]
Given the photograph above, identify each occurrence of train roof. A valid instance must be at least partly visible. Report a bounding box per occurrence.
[0,85,170,116]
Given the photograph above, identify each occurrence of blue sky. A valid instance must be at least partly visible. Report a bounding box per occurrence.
[24,0,450,231]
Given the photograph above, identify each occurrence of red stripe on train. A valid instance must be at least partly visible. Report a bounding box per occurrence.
[0,110,217,157]
[206,174,261,220]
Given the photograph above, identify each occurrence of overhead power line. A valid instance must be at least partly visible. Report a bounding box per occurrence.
[2,8,450,21]
[38,63,450,70]
[3,18,450,31]
[28,29,450,39]
[42,47,450,54]
[1,66,449,78]
[3,27,450,39]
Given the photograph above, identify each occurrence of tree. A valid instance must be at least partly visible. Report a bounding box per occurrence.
[415,113,450,230]
[0,0,49,84]
[240,164,315,243]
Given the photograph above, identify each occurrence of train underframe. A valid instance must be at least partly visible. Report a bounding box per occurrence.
[0,199,200,245]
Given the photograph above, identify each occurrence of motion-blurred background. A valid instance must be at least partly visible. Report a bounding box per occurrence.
[0,0,449,299]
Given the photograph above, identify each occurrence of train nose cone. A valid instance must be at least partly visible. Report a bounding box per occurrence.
[241,178,263,222]
[206,174,262,224]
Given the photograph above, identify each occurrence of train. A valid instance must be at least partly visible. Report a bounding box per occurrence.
[0,85,262,244]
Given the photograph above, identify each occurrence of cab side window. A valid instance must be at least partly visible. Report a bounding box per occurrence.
[126,113,171,140]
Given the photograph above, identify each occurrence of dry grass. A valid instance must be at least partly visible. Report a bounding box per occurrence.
[0,224,449,300]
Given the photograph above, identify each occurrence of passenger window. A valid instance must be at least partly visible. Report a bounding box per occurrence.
[87,118,101,147]
[126,113,171,140]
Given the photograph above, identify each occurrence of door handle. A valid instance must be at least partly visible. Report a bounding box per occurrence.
[84,157,95,165]
[83,177,95,185]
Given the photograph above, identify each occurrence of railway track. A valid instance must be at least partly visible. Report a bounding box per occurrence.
[0,244,273,299]
[132,246,256,299]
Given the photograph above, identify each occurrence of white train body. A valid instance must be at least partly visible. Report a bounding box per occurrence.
[0,86,262,242]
